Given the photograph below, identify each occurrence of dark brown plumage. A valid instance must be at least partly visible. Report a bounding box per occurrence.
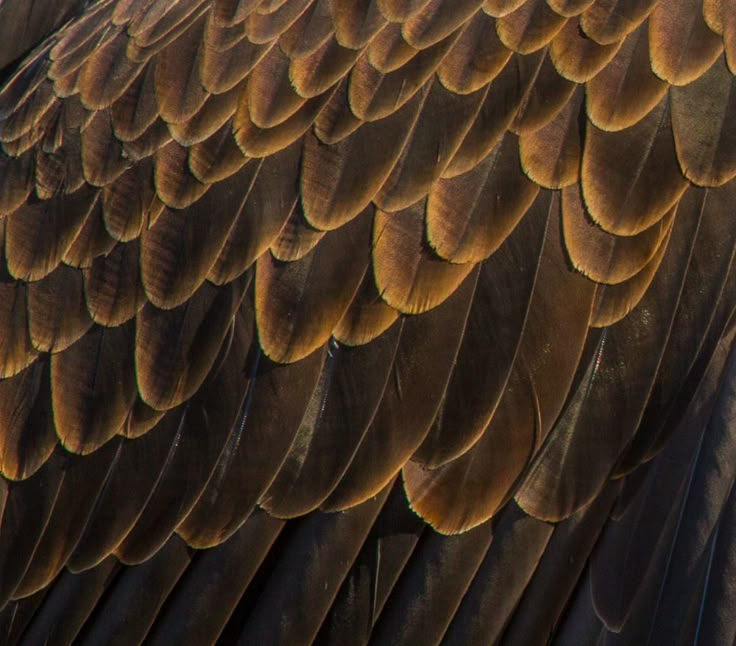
[0,0,735,643]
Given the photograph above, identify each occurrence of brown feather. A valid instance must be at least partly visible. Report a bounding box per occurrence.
[580,0,657,45]
[179,343,326,548]
[437,10,511,94]
[300,85,426,230]
[444,49,545,178]
[671,54,736,187]
[373,199,476,314]
[261,324,401,517]
[519,83,582,188]
[84,240,146,326]
[208,143,300,284]
[496,0,567,54]
[334,270,400,346]
[27,264,92,353]
[581,94,688,235]
[323,269,477,511]
[648,0,723,86]
[0,359,54,480]
[256,207,371,363]
[51,323,137,455]
[415,189,549,468]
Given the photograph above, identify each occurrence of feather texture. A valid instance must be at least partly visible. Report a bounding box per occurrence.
[0,1,734,643]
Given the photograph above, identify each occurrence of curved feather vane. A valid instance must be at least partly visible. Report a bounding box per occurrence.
[0,0,735,643]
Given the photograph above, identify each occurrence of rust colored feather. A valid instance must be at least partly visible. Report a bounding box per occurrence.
[153,14,209,125]
[270,203,326,262]
[188,119,248,183]
[375,80,486,212]
[122,117,172,162]
[590,225,670,327]
[77,29,145,110]
[81,110,131,187]
[167,79,244,146]
[404,365,537,533]
[312,75,363,144]
[154,140,209,209]
[289,37,364,99]
[366,22,418,74]
[62,196,118,269]
[141,170,247,309]
[247,45,308,129]
[331,0,387,49]
[233,86,335,158]
[102,159,155,242]
[110,63,160,142]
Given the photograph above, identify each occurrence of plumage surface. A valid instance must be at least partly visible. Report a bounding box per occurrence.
[0,0,735,643]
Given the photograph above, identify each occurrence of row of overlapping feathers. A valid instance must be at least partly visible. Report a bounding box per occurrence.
[0,0,734,643]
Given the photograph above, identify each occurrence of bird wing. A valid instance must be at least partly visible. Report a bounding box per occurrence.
[0,0,735,643]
